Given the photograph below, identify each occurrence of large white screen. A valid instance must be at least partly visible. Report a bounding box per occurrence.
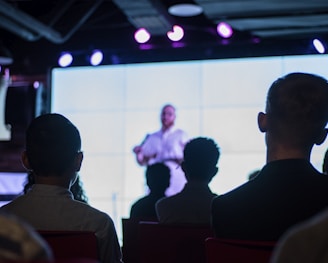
[51,54,328,243]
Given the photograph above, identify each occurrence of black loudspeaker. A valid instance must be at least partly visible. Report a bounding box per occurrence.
[5,84,36,127]
[0,84,38,172]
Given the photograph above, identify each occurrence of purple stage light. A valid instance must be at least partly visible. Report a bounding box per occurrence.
[134,28,151,44]
[217,22,233,38]
[90,50,103,66]
[167,25,184,42]
[33,81,40,89]
[58,52,73,67]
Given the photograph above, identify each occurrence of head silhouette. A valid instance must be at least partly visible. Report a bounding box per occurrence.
[24,113,82,176]
[259,72,328,149]
[146,163,171,194]
[182,137,220,183]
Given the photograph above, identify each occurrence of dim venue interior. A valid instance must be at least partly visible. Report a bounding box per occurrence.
[0,1,328,262]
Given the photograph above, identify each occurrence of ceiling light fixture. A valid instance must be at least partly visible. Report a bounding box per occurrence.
[90,50,103,66]
[312,39,325,54]
[168,3,203,17]
[58,52,73,67]
[167,25,184,42]
[217,22,233,38]
[134,28,151,44]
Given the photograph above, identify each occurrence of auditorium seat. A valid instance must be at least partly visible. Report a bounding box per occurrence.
[138,221,214,263]
[121,218,142,263]
[37,230,99,261]
[205,237,276,263]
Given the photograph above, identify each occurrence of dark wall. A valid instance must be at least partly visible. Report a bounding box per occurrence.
[0,75,48,172]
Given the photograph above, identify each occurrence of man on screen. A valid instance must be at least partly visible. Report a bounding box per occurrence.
[133,104,189,196]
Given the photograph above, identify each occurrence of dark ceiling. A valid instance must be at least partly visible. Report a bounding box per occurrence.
[1,0,328,75]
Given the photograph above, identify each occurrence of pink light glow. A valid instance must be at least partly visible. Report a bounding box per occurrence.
[217,22,233,38]
[167,25,184,42]
[134,28,151,44]
[33,81,40,89]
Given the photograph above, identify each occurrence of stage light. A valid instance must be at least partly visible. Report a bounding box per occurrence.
[217,22,233,38]
[90,50,103,66]
[134,28,151,44]
[313,39,325,54]
[33,81,40,89]
[58,52,73,67]
[167,25,184,42]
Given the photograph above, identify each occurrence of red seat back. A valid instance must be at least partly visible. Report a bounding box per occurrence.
[38,230,99,261]
[138,222,214,263]
[121,218,146,263]
[205,237,276,263]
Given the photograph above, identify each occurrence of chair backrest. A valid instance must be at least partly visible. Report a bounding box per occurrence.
[205,237,276,263]
[121,218,150,263]
[138,221,214,263]
[37,230,99,261]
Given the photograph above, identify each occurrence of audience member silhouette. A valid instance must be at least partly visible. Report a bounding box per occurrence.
[156,137,220,224]
[130,163,171,220]
[270,207,328,263]
[0,113,122,263]
[133,104,189,196]
[211,72,328,241]
[0,212,53,262]
[271,149,328,262]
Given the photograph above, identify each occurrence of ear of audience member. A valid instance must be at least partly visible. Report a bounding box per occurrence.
[130,163,170,220]
[0,212,53,262]
[156,137,220,225]
[211,72,328,241]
